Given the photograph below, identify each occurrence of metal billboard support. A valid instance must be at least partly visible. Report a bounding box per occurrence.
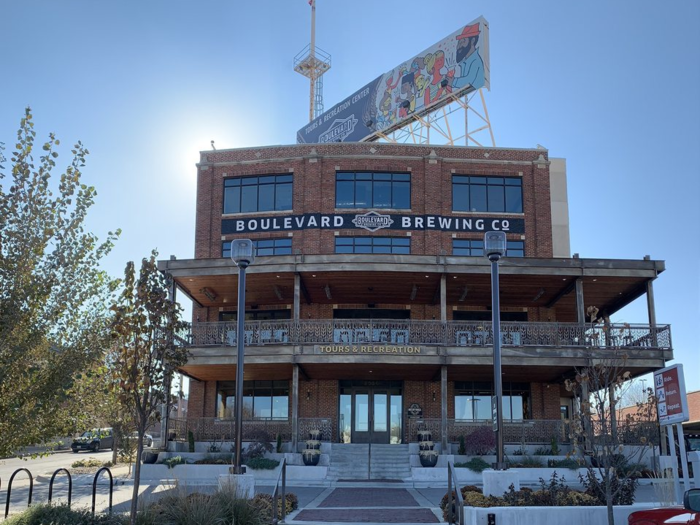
[374,89,496,147]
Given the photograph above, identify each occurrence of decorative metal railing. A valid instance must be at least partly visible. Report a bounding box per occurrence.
[408,418,572,444]
[169,417,292,442]
[185,320,671,349]
[298,418,334,442]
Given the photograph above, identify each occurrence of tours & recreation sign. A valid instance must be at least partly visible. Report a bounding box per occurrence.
[222,211,523,235]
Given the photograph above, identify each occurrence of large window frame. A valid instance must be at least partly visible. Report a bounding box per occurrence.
[452,175,523,213]
[222,238,292,258]
[335,172,411,209]
[223,174,293,214]
[453,239,524,257]
[216,380,289,421]
[454,381,530,422]
[335,236,410,254]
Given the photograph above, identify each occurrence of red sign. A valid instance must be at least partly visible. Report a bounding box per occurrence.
[654,364,689,426]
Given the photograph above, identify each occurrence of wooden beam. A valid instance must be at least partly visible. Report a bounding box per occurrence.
[298,273,312,305]
[545,280,576,309]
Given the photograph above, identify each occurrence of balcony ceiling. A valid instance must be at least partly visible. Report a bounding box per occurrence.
[161,255,663,322]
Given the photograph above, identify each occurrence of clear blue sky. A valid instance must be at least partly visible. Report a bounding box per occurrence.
[2,1,698,390]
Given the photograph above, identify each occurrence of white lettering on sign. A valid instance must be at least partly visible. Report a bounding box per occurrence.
[334,216,344,227]
[402,217,411,228]
[476,219,484,230]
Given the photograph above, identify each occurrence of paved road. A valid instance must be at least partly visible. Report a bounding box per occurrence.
[0,450,115,483]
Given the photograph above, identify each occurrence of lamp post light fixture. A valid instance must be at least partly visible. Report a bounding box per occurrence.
[231,239,255,474]
[485,231,507,470]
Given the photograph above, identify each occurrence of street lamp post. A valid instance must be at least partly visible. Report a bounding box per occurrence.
[485,231,507,470]
[231,239,255,474]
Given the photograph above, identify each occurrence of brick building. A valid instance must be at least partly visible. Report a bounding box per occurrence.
[159,142,672,452]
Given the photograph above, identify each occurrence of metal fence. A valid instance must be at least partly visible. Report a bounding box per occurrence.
[408,418,571,444]
[185,320,671,349]
[169,418,292,442]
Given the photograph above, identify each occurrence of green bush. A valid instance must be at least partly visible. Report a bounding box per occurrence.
[507,455,545,468]
[548,458,583,470]
[193,455,230,465]
[455,457,490,472]
[161,455,189,469]
[4,504,125,525]
[457,435,466,456]
[245,457,280,470]
[187,431,195,453]
[276,433,283,453]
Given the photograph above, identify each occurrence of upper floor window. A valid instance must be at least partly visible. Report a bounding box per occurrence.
[452,176,522,213]
[336,172,410,209]
[223,238,292,258]
[224,174,293,214]
[453,239,524,257]
[335,236,410,254]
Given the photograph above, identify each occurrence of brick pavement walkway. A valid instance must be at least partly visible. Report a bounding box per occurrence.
[318,488,420,507]
[291,487,440,523]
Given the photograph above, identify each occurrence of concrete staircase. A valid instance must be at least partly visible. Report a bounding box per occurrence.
[328,443,411,480]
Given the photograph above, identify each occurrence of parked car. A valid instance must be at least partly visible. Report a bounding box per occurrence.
[71,428,114,453]
[628,488,699,524]
[130,432,153,447]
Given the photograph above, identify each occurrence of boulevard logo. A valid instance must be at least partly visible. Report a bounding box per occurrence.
[319,115,358,143]
[352,211,394,232]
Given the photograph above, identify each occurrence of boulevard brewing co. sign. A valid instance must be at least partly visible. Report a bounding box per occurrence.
[222,211,523,235]
[654,364,689,426]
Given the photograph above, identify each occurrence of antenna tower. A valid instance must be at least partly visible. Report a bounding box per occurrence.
[294,0,331,122]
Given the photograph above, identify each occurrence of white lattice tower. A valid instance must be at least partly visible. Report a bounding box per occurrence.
[294,0,331,122]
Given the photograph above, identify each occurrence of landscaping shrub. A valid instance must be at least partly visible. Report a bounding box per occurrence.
[463,427,495,455]
[457,435,466,456]
[71,458,106,469]
[245,457,280,470]
[251,493,299,521]
[548,457,583,470]
[243,429,273,461]
[507,455,545,468]
[215,487,266,525]
[193,455,231,465]
[187,430,195,453]
[162,455,189,469]
[147,492,221,525]
[4,503,125,525]
[455,457,490,472]
[579,468,637,505]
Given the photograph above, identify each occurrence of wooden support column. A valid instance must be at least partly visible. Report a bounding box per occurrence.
[294,273,301,321]
[441,365,448,450]
[292,364,299,452]
[575,278,585,324]
[646,279,658,347]
[440,274,447,322]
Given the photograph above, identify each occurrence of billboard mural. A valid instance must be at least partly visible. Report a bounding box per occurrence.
[297,16,490,144]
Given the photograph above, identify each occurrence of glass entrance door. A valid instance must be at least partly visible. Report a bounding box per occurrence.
[338,382,402,444]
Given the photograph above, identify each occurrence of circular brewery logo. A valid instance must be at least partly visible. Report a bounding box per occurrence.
[352,211,394,232]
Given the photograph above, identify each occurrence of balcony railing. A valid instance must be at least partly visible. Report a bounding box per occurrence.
[185,320,671,349]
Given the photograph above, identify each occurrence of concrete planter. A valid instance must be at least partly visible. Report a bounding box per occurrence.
[463,503,657,525]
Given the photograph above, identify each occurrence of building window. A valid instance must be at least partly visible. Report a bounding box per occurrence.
[453,239,524,257]
[336,172,411,209]
[223,174,293,214]
[452,176,522,213]
[335,237,410,254]
[222,238,292,258]
[454,382,530,421]
[217,380,289,420]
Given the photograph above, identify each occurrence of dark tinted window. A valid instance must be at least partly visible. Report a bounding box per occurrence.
[453,176,522,213]
[336,172,411,209]
[224,175,293,213]
[335,237,410,254]
[222,238,292,258]
[453,239,524,257]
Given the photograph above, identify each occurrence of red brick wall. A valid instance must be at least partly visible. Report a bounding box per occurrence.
[530,383,562,420]
[299,379,339,441]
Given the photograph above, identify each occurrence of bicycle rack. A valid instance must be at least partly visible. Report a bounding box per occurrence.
[48,468,73,507]
[4,468,33,519]
[91,467,113,517]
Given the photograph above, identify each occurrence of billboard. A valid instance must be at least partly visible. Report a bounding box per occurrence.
[654,364,689,426]
[297,16,490,144]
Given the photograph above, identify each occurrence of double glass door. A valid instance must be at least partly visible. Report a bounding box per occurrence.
[339,382,402,444]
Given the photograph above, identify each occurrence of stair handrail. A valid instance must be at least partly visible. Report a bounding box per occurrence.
[447,461,464,525]
[271,457,287,524]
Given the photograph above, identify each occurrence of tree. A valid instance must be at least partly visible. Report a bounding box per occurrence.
[565,337,657,525]
[0,108,119,457]
[110,251,188,525]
